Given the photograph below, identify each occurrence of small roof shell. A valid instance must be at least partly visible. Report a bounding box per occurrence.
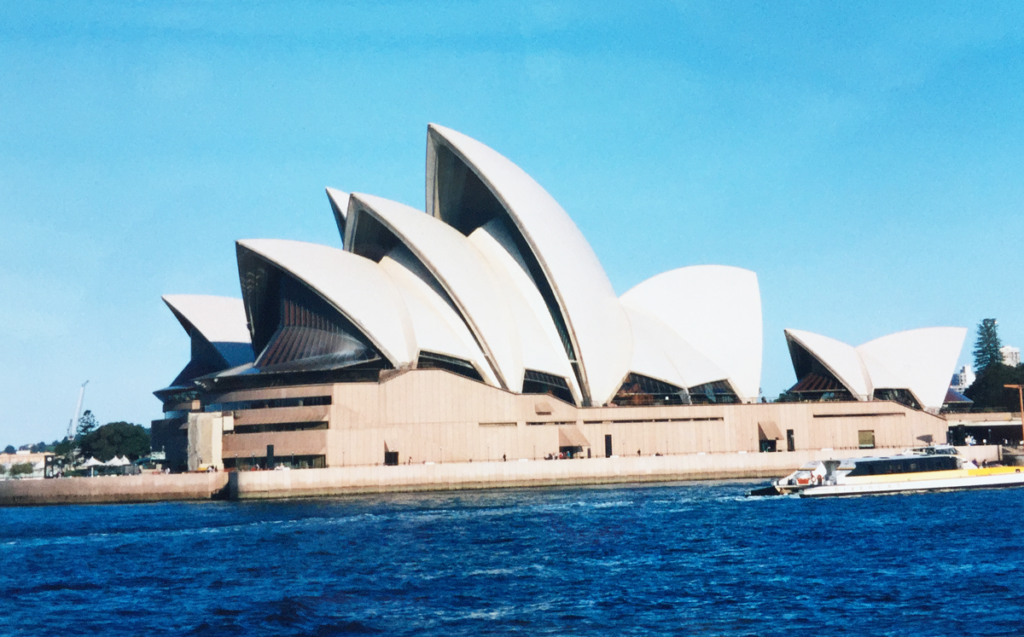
[784,329,871,400]
[236,239,417,368]
[161,295,253,368]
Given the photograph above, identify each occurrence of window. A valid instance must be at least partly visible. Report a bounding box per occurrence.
[612,373,689,406]
[522,370,574,404]
[205,396,332,413]
[417,351,483,382]
[226,421,328,434]
[858,430,876,449]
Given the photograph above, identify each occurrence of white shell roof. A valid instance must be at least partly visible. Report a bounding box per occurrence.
[236,239,417,368]
[857,327,967,411]
[162,295,251,345]
[784,329,870,399]
[468,219,581,400]
[620,266,763,401]
[325,188,351,243]
[624,306,729,391]
[378,245,499,387]
[346,193,523,390]
[162,295,254,368]
[426,124,632,406]
[784,327,967,411]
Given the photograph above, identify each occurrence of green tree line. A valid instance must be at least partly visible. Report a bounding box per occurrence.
[5,411,151,464]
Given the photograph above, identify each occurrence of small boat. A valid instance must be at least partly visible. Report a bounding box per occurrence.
[751,445,1024,498]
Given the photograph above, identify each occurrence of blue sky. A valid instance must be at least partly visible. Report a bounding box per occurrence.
[2,1,1023,446]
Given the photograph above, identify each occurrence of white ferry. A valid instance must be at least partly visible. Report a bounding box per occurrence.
[750,446,1024,498]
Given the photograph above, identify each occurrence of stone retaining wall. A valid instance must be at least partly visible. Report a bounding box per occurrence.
[0,473,229,506]
[235,446,995,500]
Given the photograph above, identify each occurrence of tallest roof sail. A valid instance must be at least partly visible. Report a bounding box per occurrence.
[425,124,633,406]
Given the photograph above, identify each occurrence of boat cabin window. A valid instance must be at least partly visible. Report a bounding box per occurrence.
[845,455,958,477]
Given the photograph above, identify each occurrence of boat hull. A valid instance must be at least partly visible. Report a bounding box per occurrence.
[800,470,1024,498]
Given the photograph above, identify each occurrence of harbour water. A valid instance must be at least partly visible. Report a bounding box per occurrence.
[2,481,1022,636]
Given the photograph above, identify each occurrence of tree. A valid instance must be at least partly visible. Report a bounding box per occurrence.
[76,410,98,439]
[2,445,14,454]
[79,422,151,462]
[54,437,75,457]
[0,464,6,476]
[964,362,1024,411]
[9,462,34,478]
[973,318,1003,372]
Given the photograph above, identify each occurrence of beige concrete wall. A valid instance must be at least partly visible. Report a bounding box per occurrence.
[187,413,222,471]
[0,473,229,506]
[233,405,329,426]
[200,369,950,469]
[222,430,328,460]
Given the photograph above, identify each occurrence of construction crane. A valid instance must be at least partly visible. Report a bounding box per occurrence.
[67,380,89,440]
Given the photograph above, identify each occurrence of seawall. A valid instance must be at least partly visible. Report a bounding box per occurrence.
[230,445,1001,500]
[1,446,1001,506]
[0,473,229,507]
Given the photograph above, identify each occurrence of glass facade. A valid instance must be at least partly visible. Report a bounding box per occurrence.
[612,373,689,406]
[205,396,332,413]
[521,370,574,404]
[686,380,739,405]
[873,388,921,410]
[417,351,484,382]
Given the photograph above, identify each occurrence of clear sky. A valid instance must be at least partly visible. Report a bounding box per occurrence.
[2,1,1023,446]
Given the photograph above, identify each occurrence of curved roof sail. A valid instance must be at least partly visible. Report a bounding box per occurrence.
[162,295,254,368]
[345,192,523,390]
[378,245,499,387]
[425,124,632,406]
[236,239,416,369]
[468,218,581,401]
[621,266,762,401]
[159,295,255,392]
[624,306,729,391]
[857,327,967,412]
[784,329,870,400]
[325,188,351,244]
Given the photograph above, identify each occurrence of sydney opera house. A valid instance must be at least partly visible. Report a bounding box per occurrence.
[152,125,966,471]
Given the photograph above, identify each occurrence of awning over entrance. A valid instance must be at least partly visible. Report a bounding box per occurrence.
[758,420,782,441]
[558,425,590,448]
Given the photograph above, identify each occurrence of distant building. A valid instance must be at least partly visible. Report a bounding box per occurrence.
[1001,346,1020,367]
[951,365,975,394]
[0,452,50,480]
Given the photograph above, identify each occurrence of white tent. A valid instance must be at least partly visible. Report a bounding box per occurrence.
[81,457,104,468]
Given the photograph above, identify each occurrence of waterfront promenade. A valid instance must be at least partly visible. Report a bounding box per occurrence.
[0,446,1003,506]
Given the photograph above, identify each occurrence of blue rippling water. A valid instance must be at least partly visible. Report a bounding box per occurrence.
[2,482,1024,636]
